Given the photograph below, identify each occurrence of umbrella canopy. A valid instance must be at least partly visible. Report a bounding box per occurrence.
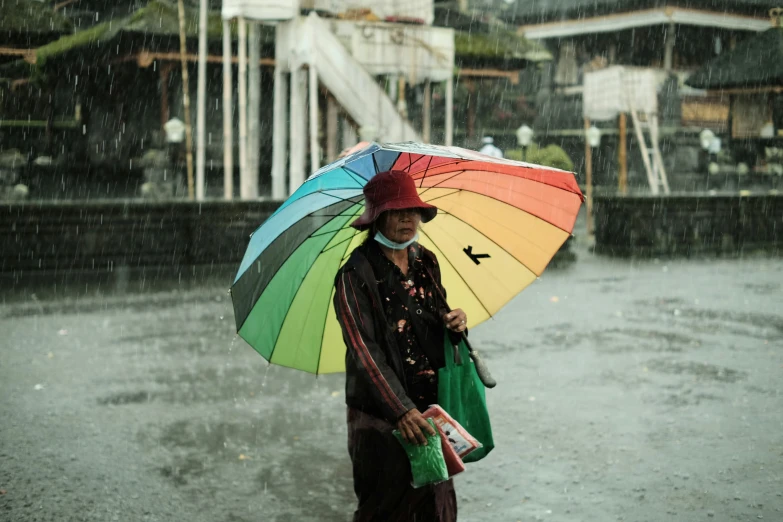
[231,142,583,374]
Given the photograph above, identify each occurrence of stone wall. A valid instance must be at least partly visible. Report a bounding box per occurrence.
[594,193,783,257]
[1,200,579,292]
[1,200,279,275]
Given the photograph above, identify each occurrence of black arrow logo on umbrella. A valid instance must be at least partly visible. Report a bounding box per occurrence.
[463,246,491,265]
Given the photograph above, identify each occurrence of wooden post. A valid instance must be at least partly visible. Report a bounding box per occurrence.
[309,65,320,173]
[422,80,431,144]
[247,22,261,199]
[342,116,357,149]
[388,75,398,105]
[649,113,670,193]
[289,68,306,194]
[222,19,233,200]
[238,18,249,199]
[465,79,476,140]
[326,96,338,162]
[271,67,288,200]
[159,62,173,130]
[195,0,207,201]
[445,76,454,146]
[618,112,627,194]
[397,76,408,118]
[664,22,675,72]
[45,82,55,156]
[176,0,195,200]
[584,118,593,235]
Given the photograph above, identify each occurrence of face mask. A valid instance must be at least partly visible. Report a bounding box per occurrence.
[374,230,419,250]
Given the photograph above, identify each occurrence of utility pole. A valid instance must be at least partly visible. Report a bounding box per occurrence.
[238,18,249,199]
[176,0,195,200]
[222,19,233,200]
[196,0,208,200]
[618,113,628,194]
[247,22,261,199]
[584,118,593,235]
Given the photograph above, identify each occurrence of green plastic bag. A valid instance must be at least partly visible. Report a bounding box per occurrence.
[438,332,494,463]
[393,418,449,488]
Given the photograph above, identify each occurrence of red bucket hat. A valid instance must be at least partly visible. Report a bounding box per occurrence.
[350,170,438,230]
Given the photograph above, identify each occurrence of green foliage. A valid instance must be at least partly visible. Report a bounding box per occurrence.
[33,1,249,69]
[0,0,71,33]
[454,30,551,62]
[36,23,113,68]
[506,144,574,172]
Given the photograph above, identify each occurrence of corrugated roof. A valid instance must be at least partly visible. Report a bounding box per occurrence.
[435,6,551,63]
[470,0,780,24]
[685,26,783,89]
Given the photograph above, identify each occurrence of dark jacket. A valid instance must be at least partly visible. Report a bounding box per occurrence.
[333,242,454,423]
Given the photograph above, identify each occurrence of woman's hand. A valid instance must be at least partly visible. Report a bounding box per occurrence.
[397,408,436,445]
[444,309,467,333]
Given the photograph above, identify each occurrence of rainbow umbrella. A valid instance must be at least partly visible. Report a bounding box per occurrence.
[231,142,583,374]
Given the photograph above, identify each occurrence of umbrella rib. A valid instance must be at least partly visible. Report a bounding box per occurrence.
[423,155,435,177]
[310,200,366,220]
[430,205,549,276]
[318,205,363,255]
[410,158,465,177]
[417,170,467,197]
[345,169,366,187]
[414,161,581,199]
[309,221,358,238]
[418,189,462,205]
[372,154,380,174]
[434,183,578,235]
[320,229,362,254]
[406,153,421,173]
[418,155,434,188]
[418,173,580,234]
[313,190,364,206]
[417,227,493,321]
[314,225,361,376]
[330,167,366,188]
[234,201,359,334]
[263,219,358,370]
[249,189,358,240]
[262,203,358,372]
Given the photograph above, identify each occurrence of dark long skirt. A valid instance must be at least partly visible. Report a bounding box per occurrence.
[347,408,457,522]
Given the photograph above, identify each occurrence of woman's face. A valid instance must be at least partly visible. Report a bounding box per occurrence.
[377,209,422,244]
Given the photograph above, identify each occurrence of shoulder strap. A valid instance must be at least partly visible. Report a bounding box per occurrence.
[421,259,451,314]
[419,250,497,388]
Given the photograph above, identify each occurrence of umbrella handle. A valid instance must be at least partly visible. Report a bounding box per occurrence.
[462,335,497,389]
[422,263,497,389]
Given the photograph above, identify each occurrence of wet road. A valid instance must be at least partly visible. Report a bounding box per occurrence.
[1,250,782,522]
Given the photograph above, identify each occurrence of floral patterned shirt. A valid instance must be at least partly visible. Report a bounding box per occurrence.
[365,242,446,412]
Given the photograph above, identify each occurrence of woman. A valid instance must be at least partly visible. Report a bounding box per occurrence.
[333,170,468,522]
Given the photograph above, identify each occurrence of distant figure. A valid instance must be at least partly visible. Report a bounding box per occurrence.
[164,117,186,166]
[479,136,503,159]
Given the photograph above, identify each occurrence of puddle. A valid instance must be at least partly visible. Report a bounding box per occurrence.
[645,358,746,383]
[590,329,700,354]
[158,455,207,486]
[661,391,725,407]
[743,282,782,295]
[98,390,154,405]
